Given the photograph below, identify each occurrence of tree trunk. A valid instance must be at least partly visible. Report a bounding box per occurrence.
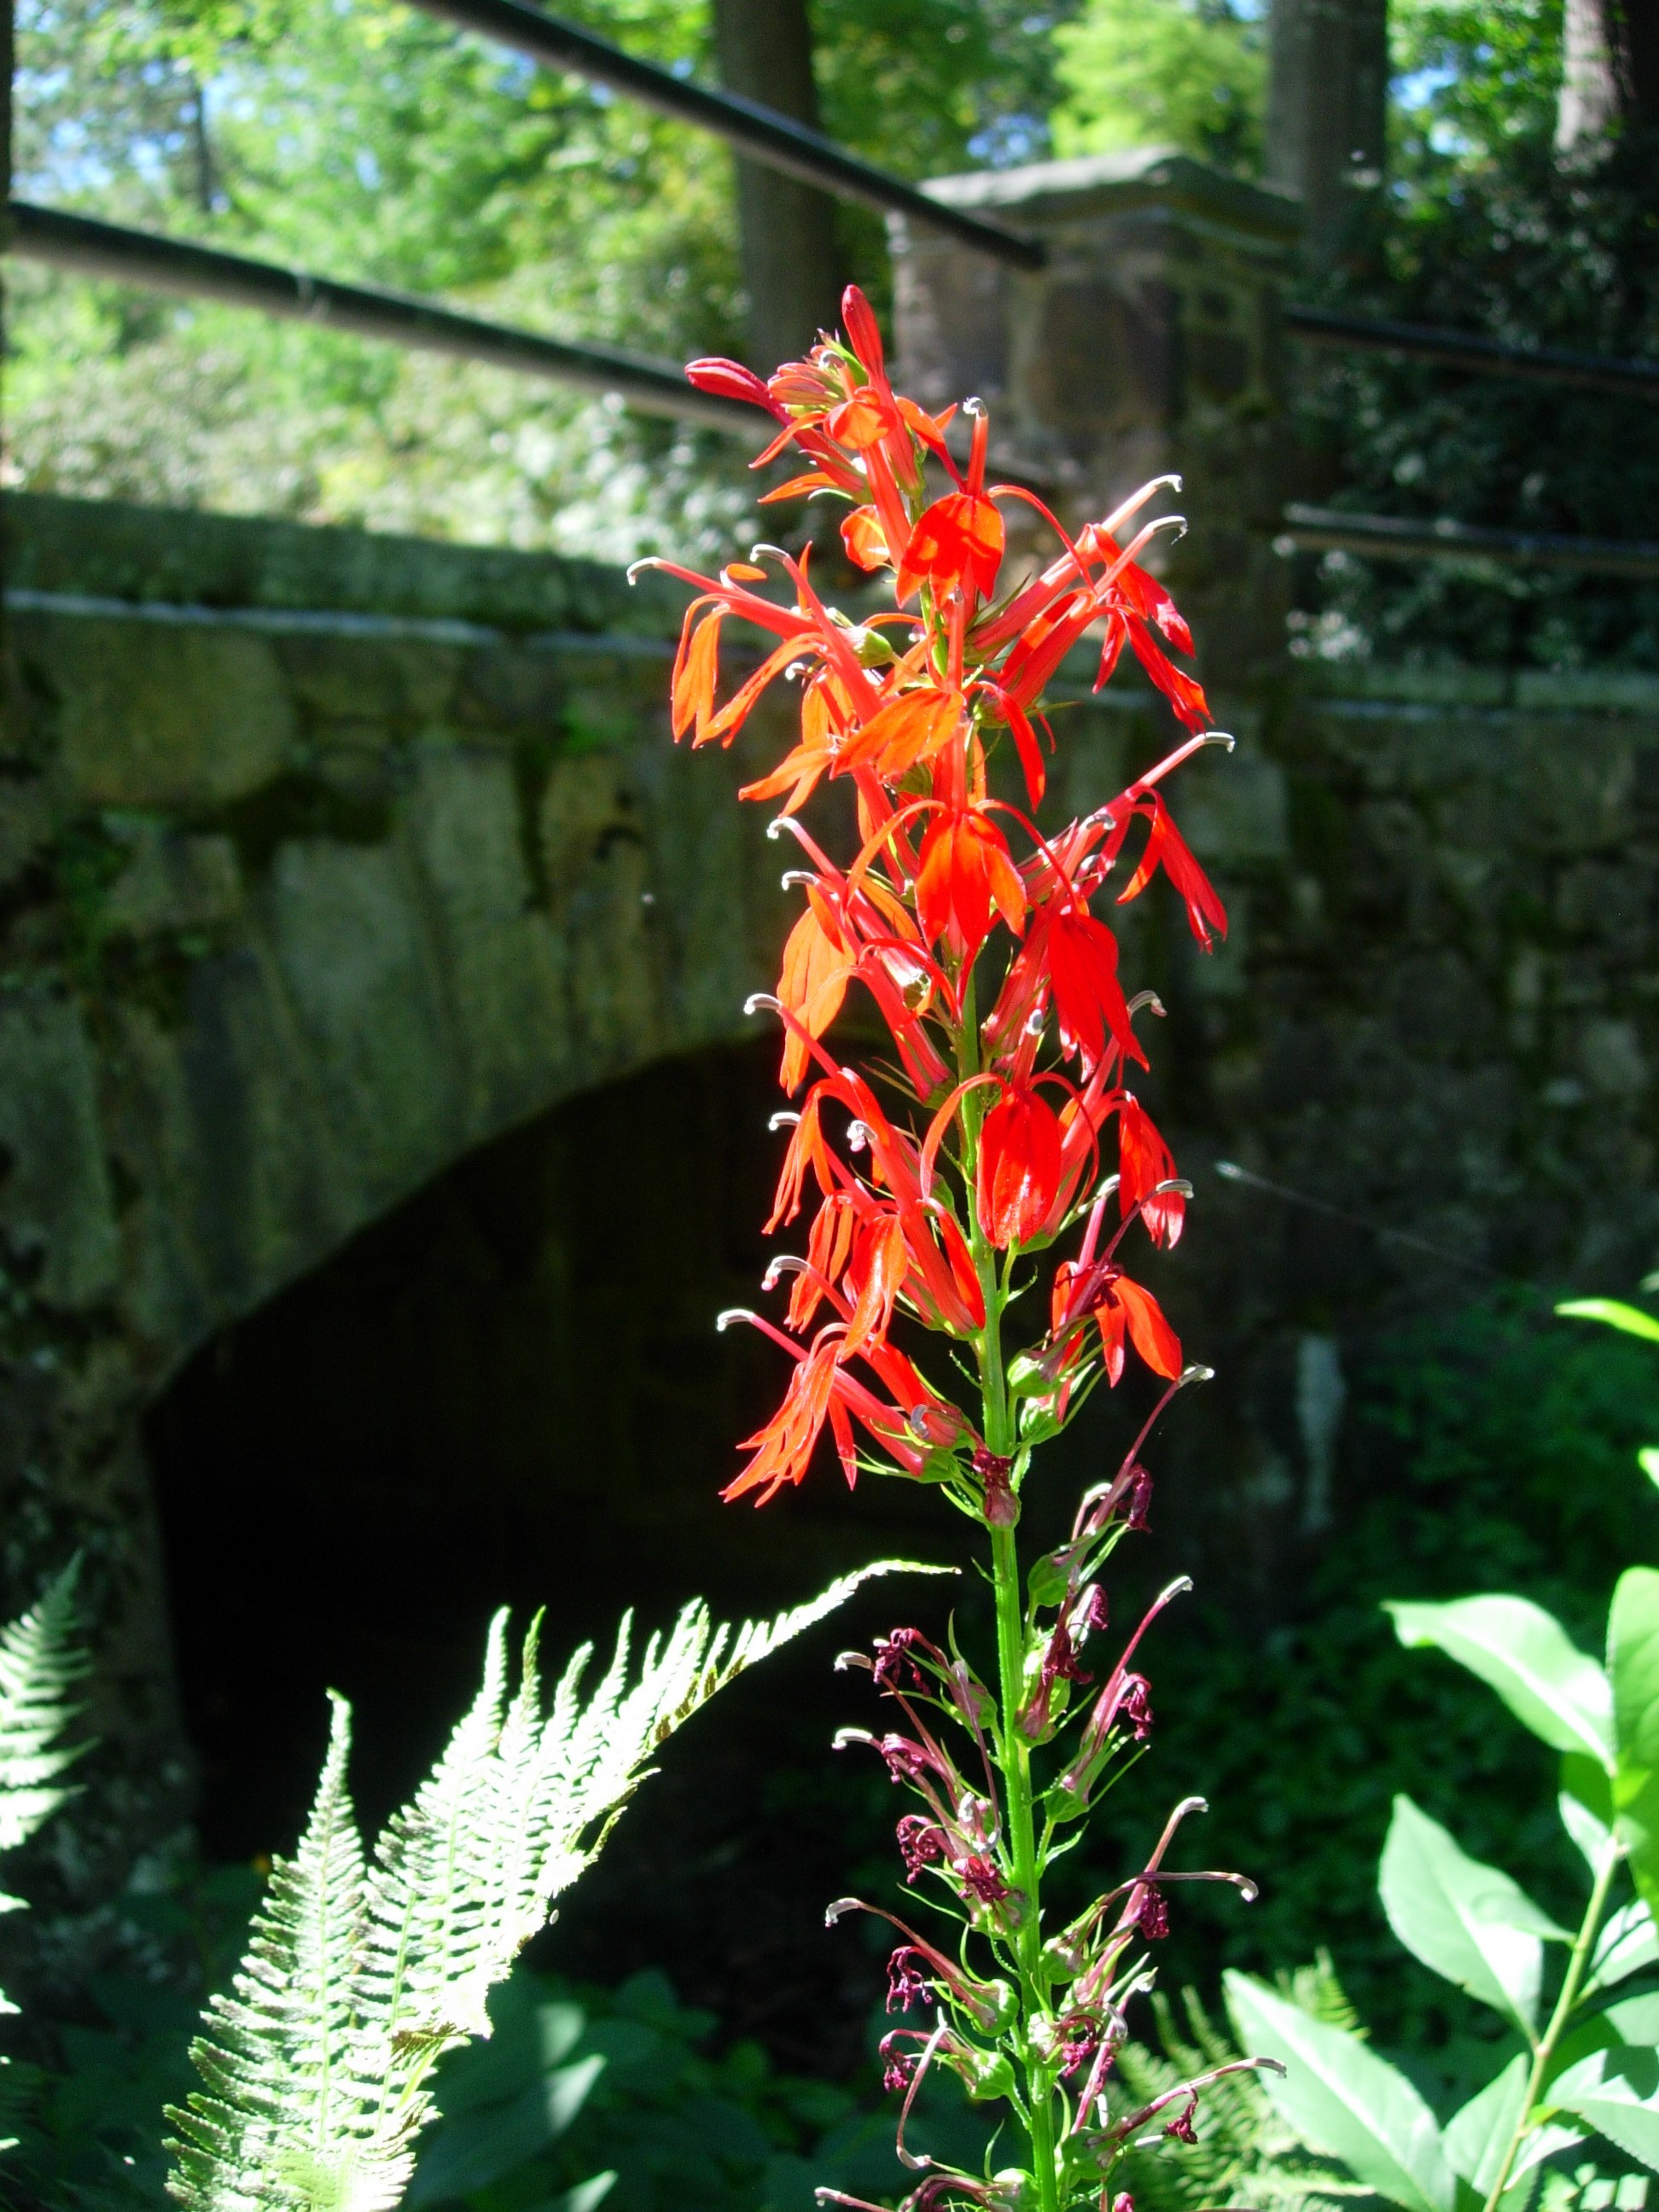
[1266,0,1388,265]
[710,0,843,371]
[1557,0,1659,159]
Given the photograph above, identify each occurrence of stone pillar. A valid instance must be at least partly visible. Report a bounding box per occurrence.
[889,148,1300,692]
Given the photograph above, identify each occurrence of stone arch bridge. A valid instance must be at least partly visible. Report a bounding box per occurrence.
[6,459,1659,1929]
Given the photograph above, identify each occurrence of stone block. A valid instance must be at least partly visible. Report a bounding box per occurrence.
[30,612,298,809]
[0,991,120,1309]
[265,840,459,1208]
[405,750,572,1132]
[104,826,243,940]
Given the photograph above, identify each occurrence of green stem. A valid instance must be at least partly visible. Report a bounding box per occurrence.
[980,1295,1062,2212]
[1480,1840,1621,2212]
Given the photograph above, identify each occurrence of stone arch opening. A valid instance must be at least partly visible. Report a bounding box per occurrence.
[142,1038,949,2063]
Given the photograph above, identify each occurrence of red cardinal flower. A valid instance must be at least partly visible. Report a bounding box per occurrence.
[898,490,1004,604]
[1117,1094,1185,1249]
[915,806,1026,963]
[977,1086,1062,1250]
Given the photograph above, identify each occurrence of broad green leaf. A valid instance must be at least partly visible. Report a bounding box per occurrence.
[1549,1991,1659,2083]
[1445,2053,1529,2196]
[405,2057,604,2205]
[1388,1597,1613,1770]
[1557,1300,1659,1346]
[1225,1970,1456,2212]
[1611,1569,1659,1914]
[1639,1448,1659,1493]
[1510,2123,1586,2180]
[1562,1754,1617,1875]
[1549,2045,1659,2174]
[1586,1903,1659,1997]
[1381,1796,1566,2032]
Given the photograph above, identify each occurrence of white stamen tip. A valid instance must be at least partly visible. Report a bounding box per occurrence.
[715,1308,755,1332]
[963,395,986,418]
[769,1110,800,1132]
[1152,1179,1193,1197]
[625,557,660,583]
[781,870,814,889]
[1181,1364,1215,1387]
[766,818,788,841]
[743,992,781,1016]
[1202,730,1237,752]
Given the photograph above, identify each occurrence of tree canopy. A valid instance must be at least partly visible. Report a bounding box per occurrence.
[10,0,1656,669]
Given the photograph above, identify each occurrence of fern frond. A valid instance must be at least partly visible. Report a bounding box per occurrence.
[166,1693,377,2211]
[0,1558,88,1859]
[166,1560,940,2212]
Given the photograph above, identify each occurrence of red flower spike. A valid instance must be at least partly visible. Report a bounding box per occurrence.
[977,1088,1062,1251]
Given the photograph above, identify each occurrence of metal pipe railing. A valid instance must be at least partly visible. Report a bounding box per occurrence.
[399,0,1045,273]
[1284,303,1659,399]
[6,201,758,435]
[1278,503,1659,578]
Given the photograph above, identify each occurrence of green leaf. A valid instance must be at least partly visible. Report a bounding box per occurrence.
[1444,2052,1529,2197]
[1549,2046,1659,2174]
[1586,1903,1659,1997]
[1557,1300,1659,1347]
[1562,1755,1618,1875]
[1382,1796,1566,2031]
[1225,1970,1456,2212]
[1611,1569,1659,1913]
[405,2054,604,2205]
[1388,1597,1613,1770]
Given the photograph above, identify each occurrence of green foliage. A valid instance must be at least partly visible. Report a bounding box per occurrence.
[1228,1563,1659,2212]
[163,1564,932,2210]
[8,0,1074,556]
[1049,0,1265,174]
[0,1561,89,2025]
[407,1960,987,2212]
[1293,0,1659,671]
[1098,1295,1659,2053]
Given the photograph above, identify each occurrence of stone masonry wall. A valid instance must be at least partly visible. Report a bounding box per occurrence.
[3,488,1659,1982]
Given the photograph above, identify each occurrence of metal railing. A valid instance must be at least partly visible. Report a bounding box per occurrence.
[1284,304,1659,400]
[8,0,1658,575]
[401,0,1042,271]
[7,201,757,435]
[1277,504,1659,579]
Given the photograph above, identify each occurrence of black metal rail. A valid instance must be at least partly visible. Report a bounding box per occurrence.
[400,0,1045,272]
[6,201,759,435]
[1284,303,1659,399]
[1278,503,1659,578]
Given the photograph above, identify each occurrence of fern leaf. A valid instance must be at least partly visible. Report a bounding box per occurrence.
[166,1559,940,2212]
[0,1558,88,1857]
[166,1692,380,2211]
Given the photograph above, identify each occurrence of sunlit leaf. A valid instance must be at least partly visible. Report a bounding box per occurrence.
[1225,1970,1456,2212]
[1610,1569,1659,1916]
[1380,1796,1564,2032]
[1387,1596,1613,1770]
